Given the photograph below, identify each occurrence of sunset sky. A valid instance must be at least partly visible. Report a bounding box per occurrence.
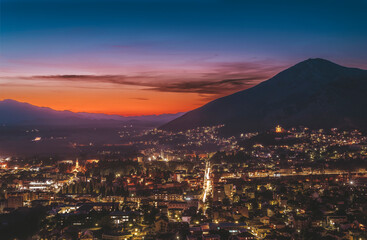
[1,0,367,116]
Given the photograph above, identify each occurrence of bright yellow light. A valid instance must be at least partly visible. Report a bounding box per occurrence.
[276,125,282,133]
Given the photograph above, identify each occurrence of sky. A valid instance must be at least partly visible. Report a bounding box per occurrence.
[1,0,367,116]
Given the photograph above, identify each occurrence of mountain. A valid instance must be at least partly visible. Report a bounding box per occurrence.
[0,99,184,127]
[161,58,367,134]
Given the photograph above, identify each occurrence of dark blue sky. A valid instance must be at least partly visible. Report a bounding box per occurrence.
[1,0,367,115]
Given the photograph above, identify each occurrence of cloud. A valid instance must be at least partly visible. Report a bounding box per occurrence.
[26,73,268,96]
[149,77,264,94]
[3,60,284,99]
[130,97,149,101]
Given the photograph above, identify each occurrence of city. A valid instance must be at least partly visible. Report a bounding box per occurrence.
[1,125,366,239]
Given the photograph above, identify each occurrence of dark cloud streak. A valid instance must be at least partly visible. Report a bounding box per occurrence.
[9,61,284,99]
[29,74,269,96]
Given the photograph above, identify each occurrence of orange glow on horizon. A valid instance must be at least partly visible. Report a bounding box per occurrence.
[0,85,208,116]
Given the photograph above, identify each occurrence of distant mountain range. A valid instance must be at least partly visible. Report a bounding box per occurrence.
[0,99,185,127]
[161,58,367,134]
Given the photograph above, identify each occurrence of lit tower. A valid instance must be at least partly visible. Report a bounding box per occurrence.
[72,158,85,174]
[75,159,79,170]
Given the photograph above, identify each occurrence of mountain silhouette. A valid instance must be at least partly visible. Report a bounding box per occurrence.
[161,58,367,134]
[0,99,184,127]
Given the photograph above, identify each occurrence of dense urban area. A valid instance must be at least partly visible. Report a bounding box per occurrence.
[1,125,367,240]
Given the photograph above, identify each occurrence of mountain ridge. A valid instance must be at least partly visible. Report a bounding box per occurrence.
[0,99,185,127]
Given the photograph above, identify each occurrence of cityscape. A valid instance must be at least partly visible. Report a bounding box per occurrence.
[1,0,367,239]
[0,125,367,239]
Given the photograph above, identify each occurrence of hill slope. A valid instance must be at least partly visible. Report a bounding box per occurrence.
[161,58,367,134]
